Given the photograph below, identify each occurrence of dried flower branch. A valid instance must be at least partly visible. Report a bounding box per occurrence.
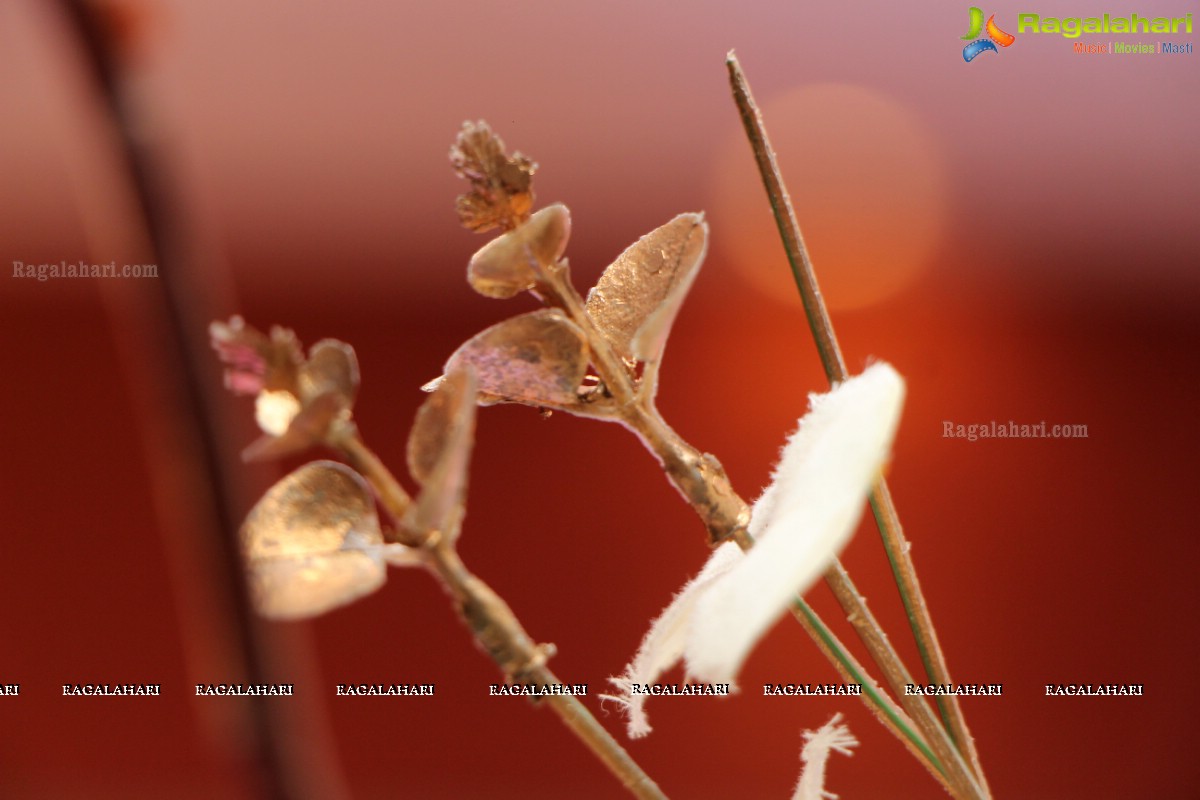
[212,323,665,798]
[443,120,986,798]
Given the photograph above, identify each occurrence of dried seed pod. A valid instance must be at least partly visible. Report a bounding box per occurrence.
[241,461,395,619]
[436,310,590,407]
[586,213,708,364]
[467,204,571,298]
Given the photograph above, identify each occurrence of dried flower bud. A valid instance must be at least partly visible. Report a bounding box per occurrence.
[241,461,418,620]
[433,310,590,408]
[209,315,302,396]
[467,204,571,298]
[586,213,708,365]
[210,317,361,460]
[451,121,537,233]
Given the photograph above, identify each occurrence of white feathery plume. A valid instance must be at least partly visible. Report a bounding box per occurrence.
[601,542,743,738]
[792,713,859,800]
[685,362,905,684]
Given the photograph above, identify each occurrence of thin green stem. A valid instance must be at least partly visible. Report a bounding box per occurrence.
[726,51,989,797]
[788,597,951,791]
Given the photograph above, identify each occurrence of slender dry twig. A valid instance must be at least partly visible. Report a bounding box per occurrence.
[332,425,666,800]
[725,51,990,797]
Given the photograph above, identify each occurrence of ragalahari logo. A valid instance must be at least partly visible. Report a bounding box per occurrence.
[962,7,1016,61]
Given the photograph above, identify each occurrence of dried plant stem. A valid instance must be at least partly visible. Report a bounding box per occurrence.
[424,545,666,800]
[725,52,989,797]
[787,595,952,795]
[331,429,666,800]
[336,433,416,540]
[628,407,984,800]
[535,258,977,796]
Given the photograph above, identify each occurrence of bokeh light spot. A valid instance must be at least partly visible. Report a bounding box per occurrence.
[711,84,947,312]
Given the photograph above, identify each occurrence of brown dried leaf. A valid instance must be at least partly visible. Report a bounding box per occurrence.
[209,316,303,396]
[451,121,536,233]
[299,339,359,407]
[441,310,589,407]
[467,204,571,298]
[241,461,386,619]
[585,214,708,364]
[404,368,477,538]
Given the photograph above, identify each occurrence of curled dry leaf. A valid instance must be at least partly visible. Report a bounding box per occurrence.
[210,317,360,461]
[450,120,537,233]
[241,461,418,620]
[432,310,590,408]
[404,367,477,539]
[585,213,708,364]
[467,204,571,298]
[684,363,906,684]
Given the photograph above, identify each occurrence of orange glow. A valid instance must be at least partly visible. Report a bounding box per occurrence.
[710,84,947,312]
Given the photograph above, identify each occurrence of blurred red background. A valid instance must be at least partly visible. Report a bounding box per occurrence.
[1,0,1198,797]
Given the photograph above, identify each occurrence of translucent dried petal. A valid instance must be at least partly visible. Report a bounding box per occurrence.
[407,368,474,485]
[241,461,390,619]
[299,339,359,407]
[442,310,589,407]
[585,213,708,363]
[602,542,743,739]
[404,368,477,539]
[250,551,386,621]
[467,204,571,298]
[451,121,536,232]
[209,316,302,396]
[792,713,858,800]
[685,363,906,684]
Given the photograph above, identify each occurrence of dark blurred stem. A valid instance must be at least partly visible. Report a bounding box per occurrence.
[331,432,667,800]
[725,51,990,797]
[57,3,308,797]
